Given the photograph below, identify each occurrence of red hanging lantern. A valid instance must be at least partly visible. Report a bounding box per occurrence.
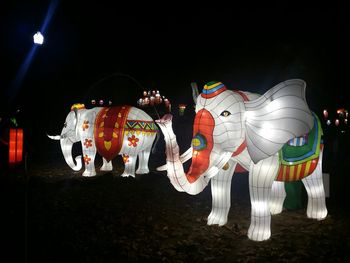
[9,128,23,164]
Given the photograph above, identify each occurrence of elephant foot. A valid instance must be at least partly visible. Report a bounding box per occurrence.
[247,221,271,241]
[82,170,96,177]
[136,168,149,174]
[269,202,284,215]
[121,173,135,178]
[307,206,328,220]
[100,165,113,171]
[207,210,228,226]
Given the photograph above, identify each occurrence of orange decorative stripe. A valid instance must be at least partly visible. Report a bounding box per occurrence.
[200,88,227,99]
[276,157,319,182]
[233,90,249,101]
[232,140,247,157]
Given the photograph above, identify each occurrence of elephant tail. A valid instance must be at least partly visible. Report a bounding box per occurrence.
[151,131,161,154]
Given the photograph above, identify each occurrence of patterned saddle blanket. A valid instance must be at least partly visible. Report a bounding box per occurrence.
[276,113,323,181]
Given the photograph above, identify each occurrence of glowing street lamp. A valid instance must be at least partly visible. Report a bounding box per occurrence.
[33,31,44,45]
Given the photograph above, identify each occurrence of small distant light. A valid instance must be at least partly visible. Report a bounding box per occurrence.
[99,99,104,105]
[109,100,112,105]
[323,109,328,119]
[335,119,340,126]
[91,99,96,105]
[326,120,331,126]
[33,31,44,45]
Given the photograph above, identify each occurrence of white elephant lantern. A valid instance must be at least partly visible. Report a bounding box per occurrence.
[156,79,327,241]
[49,104,158,177]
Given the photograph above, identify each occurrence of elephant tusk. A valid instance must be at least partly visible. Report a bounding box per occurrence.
[47,134,62,140]
[156,147,193,171]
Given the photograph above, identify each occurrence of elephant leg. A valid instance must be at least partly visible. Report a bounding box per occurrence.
[136,148,151,174]
[121,155,137,178]
[248,155,279,241]
[207,160,236,226]
[82,144,97,177]
[269,181,286,215]
[301,152,327,220]
[100,157,113,171]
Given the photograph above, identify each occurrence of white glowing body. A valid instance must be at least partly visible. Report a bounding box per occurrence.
[157,79,327,241]
[53,106,157,177]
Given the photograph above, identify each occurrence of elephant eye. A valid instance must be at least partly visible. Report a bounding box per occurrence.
[64,122,67,128]
[221,111,231,117]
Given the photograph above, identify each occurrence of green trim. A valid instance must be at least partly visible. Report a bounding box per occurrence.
[279,114,323,166]
[206,81,218,86]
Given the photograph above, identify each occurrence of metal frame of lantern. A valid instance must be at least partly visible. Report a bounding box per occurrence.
[9,128,24,165]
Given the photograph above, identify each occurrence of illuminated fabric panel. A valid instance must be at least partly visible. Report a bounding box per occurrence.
[9,128,23,164]
[94,106,131,161]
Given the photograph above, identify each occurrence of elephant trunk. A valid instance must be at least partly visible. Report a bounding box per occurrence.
[156,114,209,195]
[60,137,82,171]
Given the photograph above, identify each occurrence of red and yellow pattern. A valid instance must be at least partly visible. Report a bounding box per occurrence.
[276,158,319,181]
[276,144,323,181]
[94,106,131,161]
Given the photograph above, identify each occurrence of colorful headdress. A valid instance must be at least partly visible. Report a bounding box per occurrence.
[201,81,227,99]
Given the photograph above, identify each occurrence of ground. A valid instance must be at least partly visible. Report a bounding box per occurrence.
[1,156,350,263]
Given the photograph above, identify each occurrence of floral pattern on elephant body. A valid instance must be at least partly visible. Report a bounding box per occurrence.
[83,154,91,164]
[128,135,139,147]
[84,139,93,148]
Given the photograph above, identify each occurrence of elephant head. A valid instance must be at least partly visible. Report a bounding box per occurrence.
[156,79,314,195]
[48,104,87,171]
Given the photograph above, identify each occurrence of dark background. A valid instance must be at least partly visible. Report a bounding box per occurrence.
[1,2,350,262]
[0,2,349,181]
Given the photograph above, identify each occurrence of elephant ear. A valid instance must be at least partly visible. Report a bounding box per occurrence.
[244,79,314,164]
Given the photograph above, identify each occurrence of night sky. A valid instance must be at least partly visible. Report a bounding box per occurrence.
[1,2,349,157]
